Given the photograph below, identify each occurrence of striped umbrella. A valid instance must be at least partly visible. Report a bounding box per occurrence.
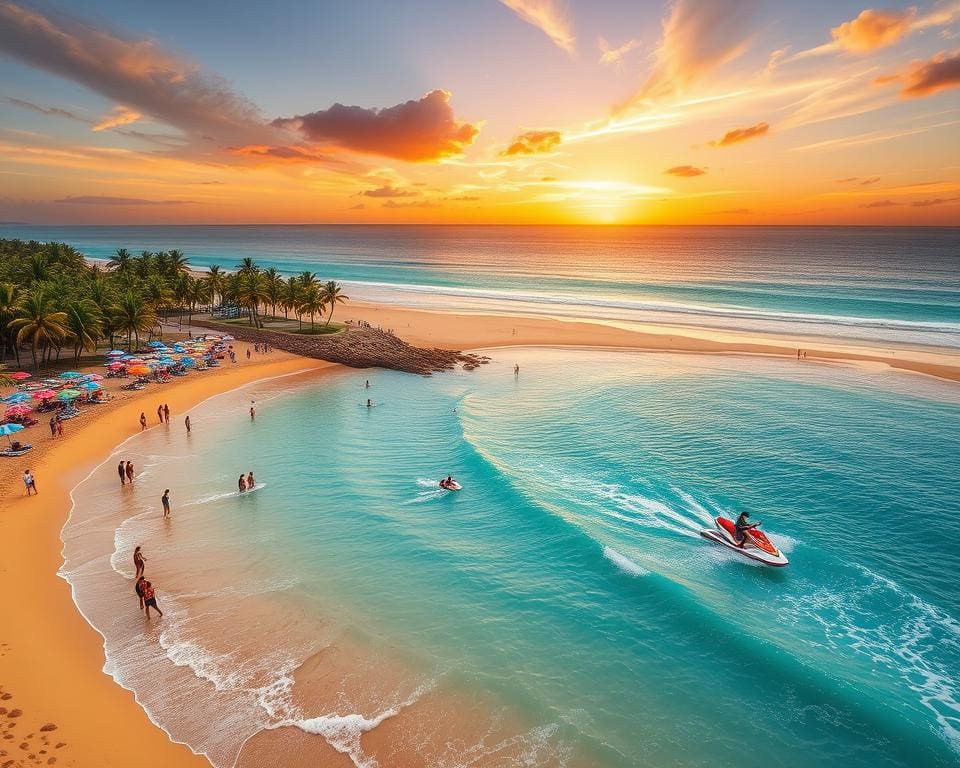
[32,390,57,400]
[10,371,31,381]
[0,422,24,446]
[4,404,33,416]
[56,389,82,400]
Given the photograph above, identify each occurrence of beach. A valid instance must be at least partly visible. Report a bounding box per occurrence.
[2,307,960,768]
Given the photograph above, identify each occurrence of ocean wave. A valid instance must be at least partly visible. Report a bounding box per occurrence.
[603,547,649,577]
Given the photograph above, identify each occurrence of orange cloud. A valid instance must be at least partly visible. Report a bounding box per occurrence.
[598,36,641,66]
[274,90,478,162]
[361,185,418,198]
[634,0,758,102]
[861,199,899,208]
[664,165,706,177]
[830,8,917,52]
[709,122,769,146]
[92,106,142,132]
[901,50,960,97]
[499,0,575,54]
[55,196,195,205]
[501,130,562,156]
[230,144,336,163]
[383,199,440,209]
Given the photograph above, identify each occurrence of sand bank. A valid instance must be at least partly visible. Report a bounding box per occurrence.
[0,343,330,768]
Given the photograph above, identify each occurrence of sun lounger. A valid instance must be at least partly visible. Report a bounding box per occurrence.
[1,443,32,457]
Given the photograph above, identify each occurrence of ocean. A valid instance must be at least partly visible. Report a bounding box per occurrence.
[61,350,960,768]
[3,224,959,349]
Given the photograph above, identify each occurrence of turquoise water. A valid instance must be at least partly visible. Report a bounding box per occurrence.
[5,225,960,347]
[63,349,960,767]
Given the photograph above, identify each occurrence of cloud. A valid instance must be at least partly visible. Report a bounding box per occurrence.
[499,0,575,54]
[795,3,960,59]
[55,195,194,205]
[860,176,880,185]
[836,177,859,183]
[382,199,440,208]
[664,165,706,177]
[709,121,769,147]
[716,208,751,214]
[4,97,81,121]
[230,144,336,163]
[273,90,478,162]
[901,50,960,97]
[634,0,758,102]
[447,194,480,201]
[501,129,562,156]
[349,203,366,210]
[861,199,899,208]
[912,195,960,206]
[92,106,142,132]
[598,36,642,66]
[361,185,418,198]
[830,8,917,53]
[0,2,266,146]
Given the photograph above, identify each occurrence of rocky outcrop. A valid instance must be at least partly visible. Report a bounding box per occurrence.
[192,319,490,375]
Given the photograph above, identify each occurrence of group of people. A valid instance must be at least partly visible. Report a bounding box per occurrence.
[48,413,64,438]
[156,403,171,424]
[133,546,162,620]
[117,459,135,485]
[238,471,256,492]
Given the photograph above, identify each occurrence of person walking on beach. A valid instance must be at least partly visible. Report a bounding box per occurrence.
[139,412,147,431]
[118,460,126,486]
[238,474,247,493]
[141,579,162,619]
[163,404,170,423]
[56,418,63,437]
[161,489,171,518]
[125,460,134,484]
[185,415,191,433]
[49,416,57,438]
[135,576,146,612]
[134,546,146,577]
[246,348,251,361]
[246,471,255,490]
[23,469,37,496]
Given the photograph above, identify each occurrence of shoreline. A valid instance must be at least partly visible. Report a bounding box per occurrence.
[0,344,332,768]
[1,304,958,768]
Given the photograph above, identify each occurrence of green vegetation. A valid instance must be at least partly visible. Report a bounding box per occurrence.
[0,239,349,371]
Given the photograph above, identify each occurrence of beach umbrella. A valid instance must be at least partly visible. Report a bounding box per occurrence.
[4,404,33,416]
[0,422,24,446]
[10,371,31,381]
[148,340,165,348]
[3,392,32,404]
[180,356,196,366]
[107,362,125,370]
[82,373,104,381]
[107,349,125,356]
[124,357,144,364]
[56,389,82,400]
[59,371,83,379]
[128,365,152,376]
[33,390,56,400]
[80,381,101,391]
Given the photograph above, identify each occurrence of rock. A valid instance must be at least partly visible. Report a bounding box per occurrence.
[39,725,56,733]
[5,711,20,719]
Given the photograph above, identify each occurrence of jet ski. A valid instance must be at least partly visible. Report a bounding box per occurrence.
[700,517,788,567]
[439,479,462,491]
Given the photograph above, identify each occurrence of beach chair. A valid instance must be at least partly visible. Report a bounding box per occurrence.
[1,441,33,457]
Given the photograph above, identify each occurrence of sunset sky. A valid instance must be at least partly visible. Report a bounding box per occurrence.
[1,0,958,225]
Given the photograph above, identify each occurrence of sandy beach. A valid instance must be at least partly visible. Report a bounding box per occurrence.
[2,308,959,768]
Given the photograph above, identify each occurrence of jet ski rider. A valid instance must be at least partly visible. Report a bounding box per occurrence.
[734,511,759,548]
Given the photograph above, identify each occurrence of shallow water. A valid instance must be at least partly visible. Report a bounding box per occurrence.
[61,349,960,767]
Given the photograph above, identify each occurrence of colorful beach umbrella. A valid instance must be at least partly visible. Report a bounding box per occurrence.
[58,371,83,379]
[107,349,125,356]
[82,373,104,381]
[4,404,33,416]
[0,422,24,446]
[128,366,152,376]
[180,356,196,366]
[56,389,82,400]
[33,390,56,400]
[107,362,125,370]
[10,371,31,381]
[3,392,32,404]
[80,381,101,391]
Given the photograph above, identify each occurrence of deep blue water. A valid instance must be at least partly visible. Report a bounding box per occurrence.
[4,225,959,347]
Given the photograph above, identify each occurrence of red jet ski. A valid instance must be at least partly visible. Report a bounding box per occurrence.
[700,517,788,567]
[439,479,462,491]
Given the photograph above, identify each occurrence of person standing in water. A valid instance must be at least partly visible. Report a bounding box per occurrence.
[135,576,146,612]
[238,474,247,493]
[118,460,126,486]
[125,460,134,484]
[139,412,147,431]
[163,403,170,423]
[133,546,146,577]
[250,403,256,421]
[161,489,171,518]
[184,415,191,433]
[247,471,255,490]
[365,380,370,388]
[157,404,163,424]
[141,579,162,619]
[514,363,519,377]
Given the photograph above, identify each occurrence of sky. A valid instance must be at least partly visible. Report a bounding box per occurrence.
[0,0,958,225]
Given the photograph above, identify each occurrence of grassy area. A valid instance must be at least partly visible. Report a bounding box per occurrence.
[211,315,347,336]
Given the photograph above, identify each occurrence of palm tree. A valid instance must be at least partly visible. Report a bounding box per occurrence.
[167,249,190,277]
[114,290,156,352]
[236,257,258,276]
[185,277,210,329]
[282,276,300,321]
[0,282,24,365]
[321,281,349,325]
[298,284,326,330]
[65,299,104,360]
[28,252,50,283]
[134,251,156,279]
[173,272,191,329]
[142,274,174,339]
[7,288,69,371]
[263,268,283,319]
[205,265,226,307]
[87,277,118,348]
[108,248,132,274]
[233,271,269,327]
